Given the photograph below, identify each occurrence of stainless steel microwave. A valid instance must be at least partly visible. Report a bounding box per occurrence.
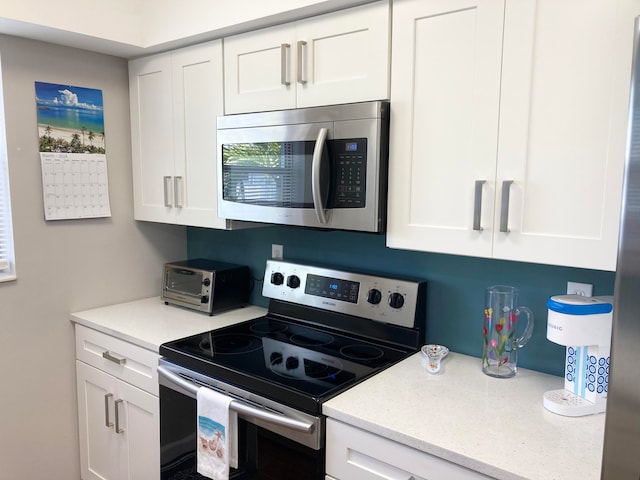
[217,101,389,232]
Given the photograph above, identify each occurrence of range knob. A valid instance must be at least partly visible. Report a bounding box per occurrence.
[286,275,301,289]
[270,352,283,365]
[202,278,211,287]
[367,288,382,305]
[285,356,299,370]
[388,292,405,309]
[270,272,284,285]
[200,295,209,304]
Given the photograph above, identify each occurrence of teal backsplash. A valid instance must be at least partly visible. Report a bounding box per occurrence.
[187,225,616,377]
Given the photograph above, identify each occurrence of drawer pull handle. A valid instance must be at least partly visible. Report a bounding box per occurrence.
[102,351,126,366]
[115,399,125,434]
[104,393,113,428]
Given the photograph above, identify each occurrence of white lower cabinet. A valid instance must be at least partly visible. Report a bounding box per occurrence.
[326,419,492,480]
[75,325,159,480]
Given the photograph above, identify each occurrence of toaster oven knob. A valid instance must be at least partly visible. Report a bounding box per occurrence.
[201,295,209,304]
[202,278,211,287]
[270,272,285,285]
[367,288,382,305]
[388,292,405,309]
[286,275,301,289]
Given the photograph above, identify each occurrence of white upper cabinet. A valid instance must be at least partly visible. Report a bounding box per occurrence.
[386,0,638,271]
[223,0,390,114]
[130,52,173,224]
[129,40,227,228]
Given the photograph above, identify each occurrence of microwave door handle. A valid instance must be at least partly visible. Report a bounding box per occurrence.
[311,127,329,224]
[157,365,315,434]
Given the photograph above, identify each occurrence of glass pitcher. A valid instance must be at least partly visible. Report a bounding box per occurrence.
[482,285,534,378]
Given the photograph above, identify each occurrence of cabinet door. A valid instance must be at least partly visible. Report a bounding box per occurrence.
[386,0,505,257]
[77,361,160,480]
[493,0,637,271]
[295,1,390,108]
[129,53,175,223]
[77,361,118,480]
[114,375,160,480]
[224,24,297,114]
[172,40,227,228]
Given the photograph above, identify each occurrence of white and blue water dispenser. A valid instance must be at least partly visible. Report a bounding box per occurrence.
[543,294,613,416]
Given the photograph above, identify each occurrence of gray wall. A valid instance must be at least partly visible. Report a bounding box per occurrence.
[0,35,186,479]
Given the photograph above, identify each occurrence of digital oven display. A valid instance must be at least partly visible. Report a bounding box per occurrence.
[305,274,359,303]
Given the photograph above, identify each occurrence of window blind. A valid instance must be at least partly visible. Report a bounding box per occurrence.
[0,151,14,275]
[0,54,15,280]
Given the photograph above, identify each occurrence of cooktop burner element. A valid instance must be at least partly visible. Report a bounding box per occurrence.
[340,344,385,361]
[290,331,334,347]
[199,333,263,355]
[160,260,427,414]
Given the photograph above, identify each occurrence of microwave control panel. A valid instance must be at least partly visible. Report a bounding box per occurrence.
[334,138,367,208]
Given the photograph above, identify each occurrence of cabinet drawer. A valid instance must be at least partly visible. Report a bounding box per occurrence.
[326,419,492,480]
[75,324,159,396]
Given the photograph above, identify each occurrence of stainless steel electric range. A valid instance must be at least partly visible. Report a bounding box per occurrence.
[158,259,426,480]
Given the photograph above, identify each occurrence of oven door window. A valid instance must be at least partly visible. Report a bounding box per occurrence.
[165,269,204,297]
[160,385,323,480]
[221,141,330,209]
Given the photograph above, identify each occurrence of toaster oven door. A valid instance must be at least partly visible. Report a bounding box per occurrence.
[163,267,209,312]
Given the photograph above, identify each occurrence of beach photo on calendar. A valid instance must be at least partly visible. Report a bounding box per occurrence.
[35,81,105,154]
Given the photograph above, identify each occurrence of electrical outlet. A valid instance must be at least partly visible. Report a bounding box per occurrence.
[567,281,593,297]
[272,244,283,260]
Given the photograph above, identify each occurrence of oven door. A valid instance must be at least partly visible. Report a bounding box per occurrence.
[158,362,324,480]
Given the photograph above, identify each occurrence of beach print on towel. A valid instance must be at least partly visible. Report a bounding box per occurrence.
[198,415,228,476]
[35,82,111,220]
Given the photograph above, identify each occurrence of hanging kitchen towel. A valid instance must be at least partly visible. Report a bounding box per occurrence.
[197,386,238,480]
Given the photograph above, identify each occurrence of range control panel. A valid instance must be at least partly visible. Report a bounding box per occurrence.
[262,260,426,329]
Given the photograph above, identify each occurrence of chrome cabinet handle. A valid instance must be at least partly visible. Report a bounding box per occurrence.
[104,393,113,428]
[297,40,307,84]
[115,399,125,434]
[163,176,173,207]
[102,350,126,366]
[311,127,329,224]
[280,44,291,86]
[500,180,514,232]
[473,180,486,231]
[174,176,183,208]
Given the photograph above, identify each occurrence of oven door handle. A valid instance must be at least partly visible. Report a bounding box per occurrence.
[311,127,329,225]
[157,365,315,434]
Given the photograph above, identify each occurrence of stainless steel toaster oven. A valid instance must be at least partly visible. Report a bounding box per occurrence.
[162,259,250,315]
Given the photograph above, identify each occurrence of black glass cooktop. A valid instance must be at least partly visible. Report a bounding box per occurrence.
[159,315,414,414]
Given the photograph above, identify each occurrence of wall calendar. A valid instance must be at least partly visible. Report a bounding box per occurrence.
[35,81,111,220]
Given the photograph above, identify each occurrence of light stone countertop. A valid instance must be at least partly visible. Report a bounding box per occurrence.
[322,351,605,480]
[70,296,267,352]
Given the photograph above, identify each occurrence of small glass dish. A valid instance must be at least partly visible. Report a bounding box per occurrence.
[421,344,449,374]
